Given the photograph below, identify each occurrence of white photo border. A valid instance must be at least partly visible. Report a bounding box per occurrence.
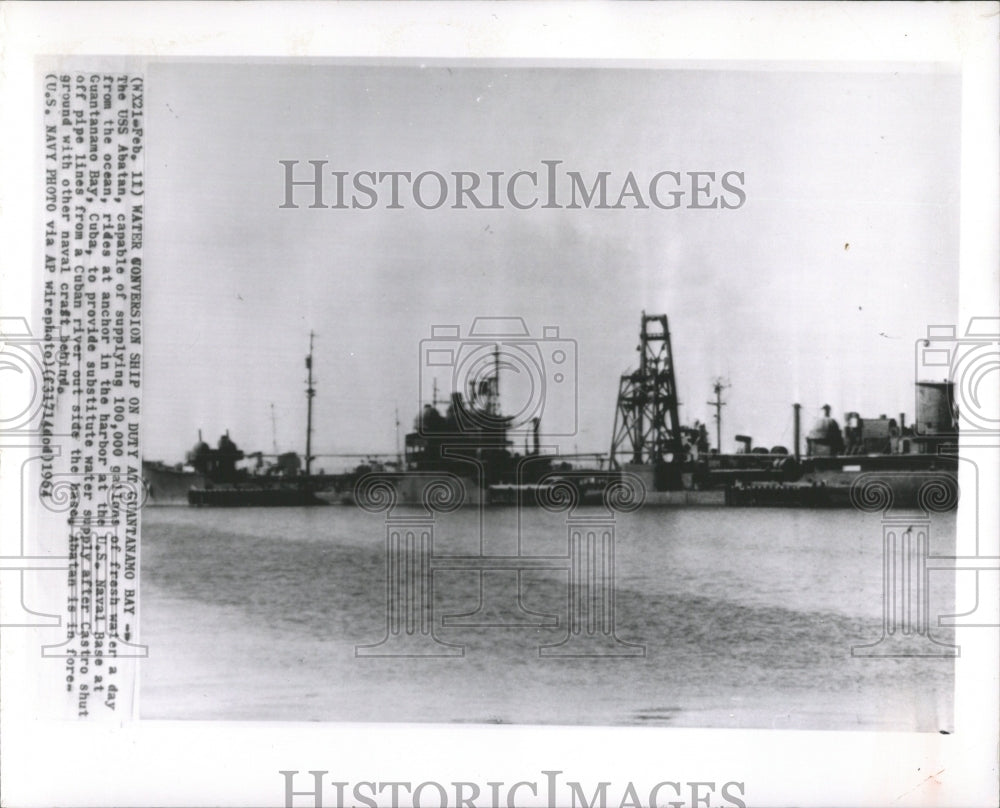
[1,3,997,807]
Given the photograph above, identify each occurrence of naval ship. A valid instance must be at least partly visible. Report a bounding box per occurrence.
[143,314,960,510]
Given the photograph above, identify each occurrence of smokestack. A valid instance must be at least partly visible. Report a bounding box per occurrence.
[532,417,540,456]
[899,412,906,430]
[793,403,801,461]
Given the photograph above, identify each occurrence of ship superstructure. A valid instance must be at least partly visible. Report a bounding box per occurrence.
[144,315,961,509]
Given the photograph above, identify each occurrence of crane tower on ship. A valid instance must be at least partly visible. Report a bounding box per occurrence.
[609,311,685,491]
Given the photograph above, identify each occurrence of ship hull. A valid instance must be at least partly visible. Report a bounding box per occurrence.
[142,461,204,505]
[340,474,484,508]
[187,485,326,507]
[725,456,958,509]
[148,452,958,511]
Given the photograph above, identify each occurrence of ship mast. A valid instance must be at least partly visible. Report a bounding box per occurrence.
[305,331,315,477]
[270,403,278,454]
[492,343,500,416]
[707,377,729,453]
[394,405,401,467]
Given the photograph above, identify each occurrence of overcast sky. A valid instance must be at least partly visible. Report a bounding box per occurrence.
[143,62,959,465]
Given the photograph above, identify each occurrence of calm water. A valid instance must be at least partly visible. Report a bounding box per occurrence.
[140,505,955,730]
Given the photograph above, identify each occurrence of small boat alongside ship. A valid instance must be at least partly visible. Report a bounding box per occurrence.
[142,314,959,510]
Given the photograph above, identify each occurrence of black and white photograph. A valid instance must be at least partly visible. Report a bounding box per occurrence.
[136,60,964,731]
[1,4,997,807]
